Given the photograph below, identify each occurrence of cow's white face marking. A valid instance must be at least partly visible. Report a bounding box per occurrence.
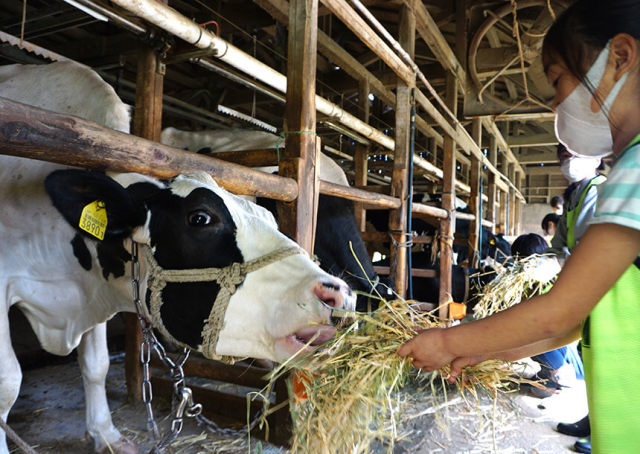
[142,173,355,362]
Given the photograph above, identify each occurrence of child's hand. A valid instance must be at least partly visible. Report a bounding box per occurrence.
[397,328,455,372]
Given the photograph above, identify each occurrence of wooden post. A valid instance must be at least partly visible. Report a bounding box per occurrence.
[354,78,370,232]
[499,152,509,234]
[515,170,522,235]
[389,5,415,298]
[508,162,516,237]
[275,0,319,445]
[125,43,165,402]
[468,119,482,267]
[487,135,498,234]
[278,0,320,255]
[439,70,457,315]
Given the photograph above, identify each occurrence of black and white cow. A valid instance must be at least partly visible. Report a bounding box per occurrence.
[0,62,355,454]
[161,128,394,311]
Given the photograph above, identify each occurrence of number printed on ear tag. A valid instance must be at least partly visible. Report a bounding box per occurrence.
[79,200,108,240]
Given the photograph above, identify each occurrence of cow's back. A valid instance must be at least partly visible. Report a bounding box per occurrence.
[0,62,134,355]
[0,61,130,133]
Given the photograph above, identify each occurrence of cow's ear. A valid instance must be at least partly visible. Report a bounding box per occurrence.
[45,169,148,240]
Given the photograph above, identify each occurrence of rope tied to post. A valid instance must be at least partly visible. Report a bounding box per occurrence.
[275,130,319,164]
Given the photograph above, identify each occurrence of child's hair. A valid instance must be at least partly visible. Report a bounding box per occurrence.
[511,233,549,258]
[543,0,640,83]
[550,195,564,210]
[542,213,560,234]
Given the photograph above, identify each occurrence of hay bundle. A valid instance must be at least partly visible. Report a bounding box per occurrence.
[473,255,561,319]
[263,300,525,453]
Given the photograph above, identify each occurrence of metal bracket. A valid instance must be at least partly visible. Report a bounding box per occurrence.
[162,47,220,65]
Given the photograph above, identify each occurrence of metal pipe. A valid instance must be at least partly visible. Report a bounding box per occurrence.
[116,90,232,130]
[349,0,456,124]
[109,0,395,150]
[98,72,236,126]
[66,0,147,35]
[191,58,285,103]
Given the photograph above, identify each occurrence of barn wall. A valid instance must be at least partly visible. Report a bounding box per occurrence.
[521,203,555,236]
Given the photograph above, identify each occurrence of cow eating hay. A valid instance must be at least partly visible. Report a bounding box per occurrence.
[0,61,355,454]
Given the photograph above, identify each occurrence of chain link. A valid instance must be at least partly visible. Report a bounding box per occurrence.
[130,241,269,453]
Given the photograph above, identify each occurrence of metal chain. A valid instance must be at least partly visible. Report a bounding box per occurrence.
[130,241,269,452]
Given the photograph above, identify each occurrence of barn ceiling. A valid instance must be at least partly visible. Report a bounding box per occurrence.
[0,0,573,200]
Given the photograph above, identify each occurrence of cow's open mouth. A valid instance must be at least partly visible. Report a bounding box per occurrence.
[287,325,337,352]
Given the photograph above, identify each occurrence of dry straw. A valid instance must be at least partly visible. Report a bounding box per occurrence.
[260,298,528,454]
[473,254,560,319]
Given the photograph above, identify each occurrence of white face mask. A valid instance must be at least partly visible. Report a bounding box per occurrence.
[560,157,600,183]
[554,42,628,158]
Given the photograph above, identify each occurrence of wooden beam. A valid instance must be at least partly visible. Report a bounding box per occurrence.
[319,181,401,209]
[517,151,558,164]
[274,0,319,444]
[320,0,415,86]
[278,0,320,256]
[508,162,516,236]
[525,166,563,176]
[388,4,415,298]
[487,135,498,233]
[0,98,300,199]
[468,119,481,268]
[373,266,438,279]
[408,0,465,90]
[127,43,164,402]
[439,71,457,316]
[354,78,370,232]
[481,118,526,176]
[508,133,558,148]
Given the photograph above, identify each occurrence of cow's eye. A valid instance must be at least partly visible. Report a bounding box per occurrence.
[188,210,212,227]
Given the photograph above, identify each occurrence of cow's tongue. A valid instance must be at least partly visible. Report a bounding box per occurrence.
[294,326,336,346]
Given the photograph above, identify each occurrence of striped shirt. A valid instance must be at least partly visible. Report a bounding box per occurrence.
[590,140,640,239]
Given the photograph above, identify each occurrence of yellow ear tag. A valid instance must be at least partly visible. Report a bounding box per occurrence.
[490,238,496,245]
[79,200,108,240]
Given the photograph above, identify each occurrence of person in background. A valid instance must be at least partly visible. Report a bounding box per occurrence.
[548,144,606,265]
[511,233,584,399]
[545,145,606,452]
[399,1,640,452]
[551,195,565,216]
[541,213,560,245]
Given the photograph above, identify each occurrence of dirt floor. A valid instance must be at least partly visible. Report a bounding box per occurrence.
[5,352,589,454]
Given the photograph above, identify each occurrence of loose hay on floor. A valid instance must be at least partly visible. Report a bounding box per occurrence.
[261,299,532,454]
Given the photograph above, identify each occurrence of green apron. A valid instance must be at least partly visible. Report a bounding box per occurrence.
[566,175,607,249]
[582,259,640,453]
[581,138,640,453]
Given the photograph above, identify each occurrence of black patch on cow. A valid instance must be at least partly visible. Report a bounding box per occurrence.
[96,240,130,281]
[141,186,244,349]
[45,169,148,240]
[71,233,92,271]
[258,194,389,312]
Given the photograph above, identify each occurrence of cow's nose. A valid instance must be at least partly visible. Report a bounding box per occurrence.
[314,280,354,311]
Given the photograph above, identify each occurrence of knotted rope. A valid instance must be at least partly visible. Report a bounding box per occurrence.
[141,245,306,364]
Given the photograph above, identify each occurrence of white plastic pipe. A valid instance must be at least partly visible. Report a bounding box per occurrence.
[110,0,394,150]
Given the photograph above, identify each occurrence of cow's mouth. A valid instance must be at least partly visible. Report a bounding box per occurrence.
[286,325,337,353]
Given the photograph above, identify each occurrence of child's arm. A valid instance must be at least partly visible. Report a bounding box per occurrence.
[443,323,582,382]
[398,223,640,372]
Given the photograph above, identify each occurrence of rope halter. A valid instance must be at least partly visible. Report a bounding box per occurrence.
[140,244,306,364]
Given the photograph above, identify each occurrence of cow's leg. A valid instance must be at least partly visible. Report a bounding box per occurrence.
[0,310,22,454]
[77,323,137,454]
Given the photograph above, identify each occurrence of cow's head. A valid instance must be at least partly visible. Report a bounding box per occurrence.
[45,170,355,362]
[483,232,513,267]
